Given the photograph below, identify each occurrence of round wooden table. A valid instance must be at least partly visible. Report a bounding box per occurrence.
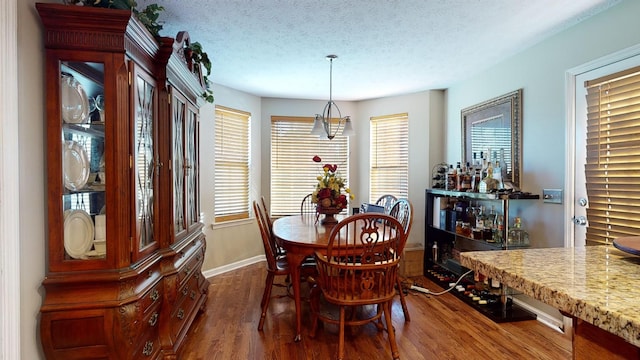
[272,213,346,341]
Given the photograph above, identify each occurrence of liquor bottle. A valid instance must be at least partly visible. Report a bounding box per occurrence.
[446,164,456,190]
[493,214,504,243]
[432,241,438,263]
[465,204,476,229]
[508,217,530,246]
[475,205,485,230]
[493,159,503,189]
[480,151,488,179]
[455,162,462,190]
[499,148,508,184]
[483,206,496,242]
[461,162,472,191]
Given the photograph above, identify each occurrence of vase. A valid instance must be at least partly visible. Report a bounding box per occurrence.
[317,205,342,225]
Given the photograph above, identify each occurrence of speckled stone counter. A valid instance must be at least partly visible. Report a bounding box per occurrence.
[460,245,640,347]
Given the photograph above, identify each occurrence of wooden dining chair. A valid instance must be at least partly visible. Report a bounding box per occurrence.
[375,194,398,214]
[389,198,413,322]
[310,213,405,360]
[300,193,316,214]
[260,195,287,258]
[253,201,290,331]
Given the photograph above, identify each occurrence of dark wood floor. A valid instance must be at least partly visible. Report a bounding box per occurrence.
[178,262,572,359]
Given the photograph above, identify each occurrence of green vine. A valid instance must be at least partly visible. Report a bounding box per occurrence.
[188,42,214,103]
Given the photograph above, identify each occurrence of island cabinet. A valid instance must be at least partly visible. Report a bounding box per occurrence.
[36,4,208,359]
[424,188,539,322]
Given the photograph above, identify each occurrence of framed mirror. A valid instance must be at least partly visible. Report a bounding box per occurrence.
[462,89,523,189]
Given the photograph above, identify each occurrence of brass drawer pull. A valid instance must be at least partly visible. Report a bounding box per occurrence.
[150,289,159,302]
[182,287,188,296]
[148,312,158,327]
[142,340,153,356]
[177,308,185,320]
[190,290,196,300]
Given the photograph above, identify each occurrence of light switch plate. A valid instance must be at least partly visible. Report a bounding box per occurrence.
[543,189,563,204]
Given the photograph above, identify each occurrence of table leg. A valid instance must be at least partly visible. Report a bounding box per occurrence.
[287,253,306,342]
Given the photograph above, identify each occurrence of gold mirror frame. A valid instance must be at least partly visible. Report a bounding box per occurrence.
[461,89,523,189]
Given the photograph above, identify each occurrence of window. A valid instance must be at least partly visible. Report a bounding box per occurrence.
[271,116,349,216]
[214,106,250,222]
[584,66,640,245]
[369,113,409,202]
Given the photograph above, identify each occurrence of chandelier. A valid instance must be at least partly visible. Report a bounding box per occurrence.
[310,55,354,140]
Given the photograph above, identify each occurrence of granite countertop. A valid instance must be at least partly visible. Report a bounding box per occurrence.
[459,245,640,347]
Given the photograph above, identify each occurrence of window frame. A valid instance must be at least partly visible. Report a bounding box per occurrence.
[270,116,350,216]
[369,112,409,203]
[214,105,251,223]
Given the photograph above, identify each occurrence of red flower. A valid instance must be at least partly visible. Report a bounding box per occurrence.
[313,155,322,163]
[317,188,332,199]
[337,194,348,207]
[323,164,337,172]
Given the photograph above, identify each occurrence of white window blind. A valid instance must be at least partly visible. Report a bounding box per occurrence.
[584,65,640,245]
[369,113,409,202]
[214,105,250,222]
[271,116,349,216]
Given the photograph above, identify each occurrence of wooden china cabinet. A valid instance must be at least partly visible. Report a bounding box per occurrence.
[36,4,208,359]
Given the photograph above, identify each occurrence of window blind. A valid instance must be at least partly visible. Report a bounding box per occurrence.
[271,116,349,216]
[584,66,640,245]
[369,113,409,203]
[214,105,250,222]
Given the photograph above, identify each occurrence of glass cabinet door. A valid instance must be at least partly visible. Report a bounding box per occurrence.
[172,94,186,237]
[171,89,201,243]
[132,65,159,259]
[60,60,107,260]
[185,105,199,230]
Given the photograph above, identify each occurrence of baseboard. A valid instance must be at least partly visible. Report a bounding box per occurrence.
[203,255,265,278]
[512,297,564,333]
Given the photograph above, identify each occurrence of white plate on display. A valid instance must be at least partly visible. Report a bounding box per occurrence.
[63,140,90,191]
[60,72,90,124]
[63,209,94,259]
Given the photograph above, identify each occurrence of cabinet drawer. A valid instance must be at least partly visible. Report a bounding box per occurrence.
[170,275,202,340]
[176,247,204,286]
[132,326,161,359]
[139,281,163,315]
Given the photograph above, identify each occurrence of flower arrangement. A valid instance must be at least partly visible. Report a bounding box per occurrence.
[311,155,354,211]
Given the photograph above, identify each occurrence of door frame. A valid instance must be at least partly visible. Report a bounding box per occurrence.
[1,0,21,359]
[564,43,640,249]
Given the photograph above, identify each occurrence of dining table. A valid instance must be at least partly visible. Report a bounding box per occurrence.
[272,213,346,342]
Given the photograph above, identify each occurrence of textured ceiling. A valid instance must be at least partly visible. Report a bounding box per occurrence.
[139,0,621,101]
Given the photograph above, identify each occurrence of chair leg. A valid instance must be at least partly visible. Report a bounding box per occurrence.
[383,301,400,360]
[258,272,275,331]
[337,306,346,360]
[396,275,411,321]
[309,284,321,338]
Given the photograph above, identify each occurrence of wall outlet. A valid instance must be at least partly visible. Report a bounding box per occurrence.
[543,189,563,204]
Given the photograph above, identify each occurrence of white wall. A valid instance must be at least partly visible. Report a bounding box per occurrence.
[357,90,445,248]
[202,84,264,270]
[18,0,48,359]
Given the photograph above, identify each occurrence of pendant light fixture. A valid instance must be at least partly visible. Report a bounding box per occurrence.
[310,55,354,140]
